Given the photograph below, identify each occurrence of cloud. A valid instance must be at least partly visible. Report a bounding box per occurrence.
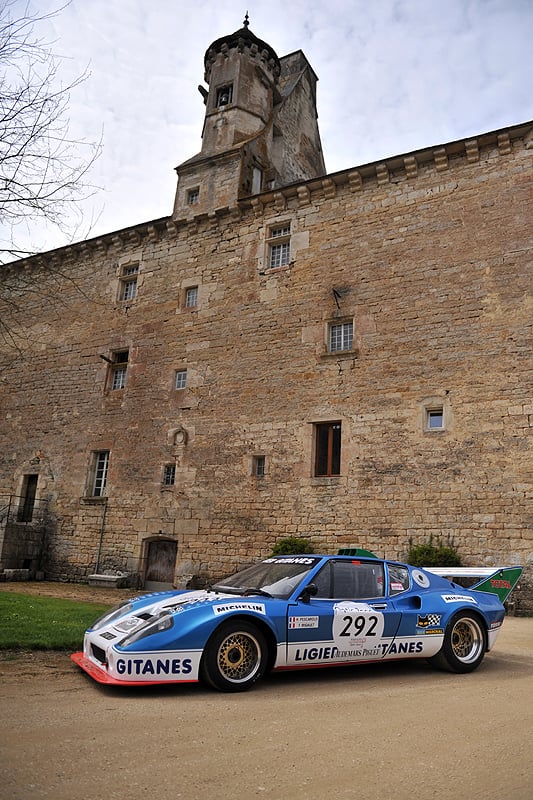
[2,0,532,253]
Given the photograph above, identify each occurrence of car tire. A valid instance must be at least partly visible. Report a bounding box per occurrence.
[429,612,487,673]
[200,621,268,692]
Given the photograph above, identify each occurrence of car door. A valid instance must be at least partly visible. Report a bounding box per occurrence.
[285,559,402,667]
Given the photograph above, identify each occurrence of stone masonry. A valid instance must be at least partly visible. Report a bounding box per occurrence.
[0,21,532,608]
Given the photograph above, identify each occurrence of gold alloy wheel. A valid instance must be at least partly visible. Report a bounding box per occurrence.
[216,631,262,683]
[450,616,484,664]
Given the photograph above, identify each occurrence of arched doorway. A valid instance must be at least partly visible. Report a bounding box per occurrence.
[144,539,177,590]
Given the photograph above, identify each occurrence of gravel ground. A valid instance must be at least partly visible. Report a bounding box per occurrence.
[1,582,532,800]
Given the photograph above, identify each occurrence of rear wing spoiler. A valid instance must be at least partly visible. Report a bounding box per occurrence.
[424,566,523,604]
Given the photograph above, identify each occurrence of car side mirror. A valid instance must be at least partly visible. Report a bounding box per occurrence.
[299,583,318,603]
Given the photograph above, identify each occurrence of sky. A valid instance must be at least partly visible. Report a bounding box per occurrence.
[4,0,533,255]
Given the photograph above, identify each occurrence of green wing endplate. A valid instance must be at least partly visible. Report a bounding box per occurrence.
[471,567,523,604]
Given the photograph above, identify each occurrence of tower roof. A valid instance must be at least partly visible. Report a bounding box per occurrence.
[204,15,280,76]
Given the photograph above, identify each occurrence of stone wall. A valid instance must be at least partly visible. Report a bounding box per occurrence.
[0,122,531,606]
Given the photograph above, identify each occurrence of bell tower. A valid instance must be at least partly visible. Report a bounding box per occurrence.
[173,16,325,220]
[200,14,280,157]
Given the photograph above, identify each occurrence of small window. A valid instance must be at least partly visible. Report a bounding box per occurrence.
[267,223,291,269]
[216,84,233,106]
[91,451,109,497]
[18,474,38,522]
[253,456,266,477]
[110,350,129,390]
[175,369,187,390]
[329,321,353,352]
[388,564,410,595]
[185,286,198,308]
[315,422,341,477]
[162,464,176,486]
[426,408,444,430]
[252,167,263,194]
[187,188,199,205]
[118,263,139,302]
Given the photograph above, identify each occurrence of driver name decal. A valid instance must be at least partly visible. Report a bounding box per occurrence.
[289,616,319,629]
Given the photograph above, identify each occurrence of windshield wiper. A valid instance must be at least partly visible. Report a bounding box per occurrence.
[242,587,273,598]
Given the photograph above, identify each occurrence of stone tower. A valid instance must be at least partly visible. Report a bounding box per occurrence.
[173,15,326,220]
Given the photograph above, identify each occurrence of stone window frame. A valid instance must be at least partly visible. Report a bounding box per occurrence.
[185,286,198,308]
[181,279,201,311]
[215,84,233,108]
[175,369,187,391]
[88,450,110,498]
[162,464,176,487]
[252,455,266,478]
[267,222,291,269]
[118,263,139,301]
[328,319,354,353]
[314,421,342,477]
[187,187,200,205]
[107,349,129,391]
[421,396,450,433]
[116,253,143,305]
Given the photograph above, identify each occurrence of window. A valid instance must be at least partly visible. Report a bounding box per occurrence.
[252,167,263,194]
[387,564,410,595]
[185,286,198,308]
[91,451,109,497]
[18,474,38,522]
[118,263,139,301]
[216,84,233,106]
[253,455,266,477]
[175,369,187,390]
[329,321,353,352]
[110,350,129,390]
[315,422,341,477]
[268,224,291,269]
[187,188,199,205]
[426,408,444,430]
[313,560,384,599]
[163,464,176,486]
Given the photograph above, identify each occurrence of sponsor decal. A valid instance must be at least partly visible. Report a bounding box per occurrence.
[115,656,193,677]
[424,628,444,635]
[213,602,266,616]
[412,569,431,589]
[336,646,381,659]
[441,594,477,604]
[490,620,503,630]
[263,557,317,565]
[381,640,424,656]
[289,616,319,629]
[490,579,511,590]
[294,646,338,661]
[417,614,442,628]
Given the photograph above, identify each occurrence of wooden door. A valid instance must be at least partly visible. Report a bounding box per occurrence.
[145,539,177,589]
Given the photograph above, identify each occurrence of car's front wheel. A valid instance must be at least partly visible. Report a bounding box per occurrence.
[200,621,268,692]
[429,612,486,673]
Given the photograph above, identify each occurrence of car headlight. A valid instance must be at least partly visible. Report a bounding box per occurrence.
[119,611,174,647]
[90,602,133,632]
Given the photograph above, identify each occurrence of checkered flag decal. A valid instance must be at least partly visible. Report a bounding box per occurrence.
[427,614,441,626]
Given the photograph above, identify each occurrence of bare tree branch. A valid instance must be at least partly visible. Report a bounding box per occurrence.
[0,0,101,262]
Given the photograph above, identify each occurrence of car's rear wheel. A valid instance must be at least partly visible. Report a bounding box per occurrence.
[429,612,486,673]
[200,621,268,692]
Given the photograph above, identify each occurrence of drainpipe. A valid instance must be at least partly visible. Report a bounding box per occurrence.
[94,498,108,573]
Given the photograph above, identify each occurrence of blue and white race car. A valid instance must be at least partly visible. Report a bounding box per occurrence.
[71,554,522,692]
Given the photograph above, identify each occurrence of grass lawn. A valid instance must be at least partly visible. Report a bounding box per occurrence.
[0,591,110,650]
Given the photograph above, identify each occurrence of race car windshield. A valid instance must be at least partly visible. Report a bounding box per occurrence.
[212,557,320,600]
